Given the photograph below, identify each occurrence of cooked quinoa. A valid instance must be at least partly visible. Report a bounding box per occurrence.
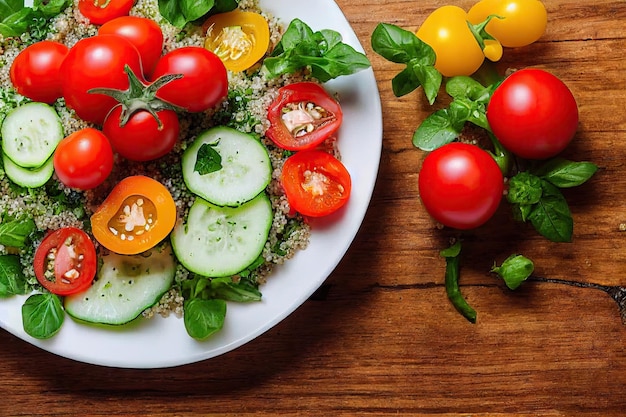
[0,0,333,321]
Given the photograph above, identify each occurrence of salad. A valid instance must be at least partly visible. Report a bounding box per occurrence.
[0,0,370,340]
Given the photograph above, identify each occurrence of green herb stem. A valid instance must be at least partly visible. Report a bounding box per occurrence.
[441,242,477,323]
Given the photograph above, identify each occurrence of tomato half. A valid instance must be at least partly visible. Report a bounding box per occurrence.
[53,128,114,190]
[60,34,143,125]
[103,107,179,161]
[487,69,579,160]
[78,0,134,25]
[151,46,228,113]
[9,41,69,104]
[281,150,351,217]
[203,10,270,72]
[98,16,164,77]
[33,227,97,296]
[91,176,177,255]
[267,82,343,151]
[418,142,503,230]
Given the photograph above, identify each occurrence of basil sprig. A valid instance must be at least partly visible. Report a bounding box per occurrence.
[0,0,71,38]
[158,0,238,29]
[263,19,371,82]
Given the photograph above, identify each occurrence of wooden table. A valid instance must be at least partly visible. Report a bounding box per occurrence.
[2,0,625,415]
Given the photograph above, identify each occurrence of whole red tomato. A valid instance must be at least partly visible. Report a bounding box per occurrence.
[10,41,69,104]
[60,35,143,125]
[487,68,579,160]
[53,128,114,190]
[103,107,179,161]
[418,142,504,230]
[98,16,164,77]
[267,82,343,151]
[151,47,228,113]
[78,0,134,25]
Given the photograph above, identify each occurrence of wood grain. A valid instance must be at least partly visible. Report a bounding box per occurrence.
[2,1,626,416]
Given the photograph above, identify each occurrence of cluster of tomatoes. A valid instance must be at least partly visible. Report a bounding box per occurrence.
[10,11,228,190]
[415,1,580,231]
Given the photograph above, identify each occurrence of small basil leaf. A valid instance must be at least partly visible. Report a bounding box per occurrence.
[413,109,461,151]
[183,298,226,340]
[0,255,29,297]
[371,23,434,64]
[194,142,222,175]
[391,66,421,97]
[210,278,262,302]
[0,217,36,248]
[507,172,543,205]
[22,293,64,339]
[445,76,488,101]
[528,180,573,243]
[491,254,534,290]
[533,158,599,188]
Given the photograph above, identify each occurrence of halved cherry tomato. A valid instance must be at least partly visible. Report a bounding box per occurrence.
[267,82,343,151]
[9,41,69,104]
[33,227,97,296]
[91,176,177,255]
[78,0,134,25]
[53,128,114,190]
[281,150,351,217]
[98,16,164,77]
[203,10,270,72]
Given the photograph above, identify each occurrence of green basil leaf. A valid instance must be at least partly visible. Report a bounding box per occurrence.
[0,255,29,297]
[34,0,71,16]
[0,0,23,19]
[415,64,443,105]
[0,7,32,37]
[391,66,421,97]
[210,277,262,302]
[528,180,573,243]
[446,76,488,101]
[183,298,226,340]
[371,23,434,64]
[533,158,599,188]
[180,0,214,23]
[507,171,543,205]
[211,0,238,14]
[491,254,534,290]
[194,142,222,175]
[158,0,187,28]
[0,217,36,247]
[265,19,370,82]
[22,293,64,339]
[413,109,461,151]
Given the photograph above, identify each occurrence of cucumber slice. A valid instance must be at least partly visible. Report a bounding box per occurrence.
[2,153,54,188]
[182,126,272,207]
[64,244,176,326]
[0,102,64,168]
[171,192,273,277]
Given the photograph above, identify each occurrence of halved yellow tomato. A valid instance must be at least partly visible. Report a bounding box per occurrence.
[203,10,270,72]
[91,176,177,255]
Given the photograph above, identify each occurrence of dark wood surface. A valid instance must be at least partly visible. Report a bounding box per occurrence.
[2,0,626,415]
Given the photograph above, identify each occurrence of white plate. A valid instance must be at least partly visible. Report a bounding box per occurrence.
[0,0,382,368]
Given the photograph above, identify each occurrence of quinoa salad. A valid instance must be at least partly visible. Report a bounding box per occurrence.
[0,0,370,339]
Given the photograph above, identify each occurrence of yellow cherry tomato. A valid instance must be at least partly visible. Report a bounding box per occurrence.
[467,0,547,48]
[416,5,486,77]
[203,10,270,72]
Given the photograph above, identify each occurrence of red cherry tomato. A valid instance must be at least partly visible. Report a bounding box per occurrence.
[9,41,69,104]
[33,227,97,296]
[281,150,351,217]
[60,34,143,125]
[53,128,114,190]
[487,68,579,160]
[418,142,503,230]
[78,0,134,25]
[151,46,228,113]
[103,107,179,161]
[266,82,343,151]
[98,16,164,77]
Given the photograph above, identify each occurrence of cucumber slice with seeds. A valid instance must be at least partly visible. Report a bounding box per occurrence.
[64,244,176,326]
[1,102,64,168]
[182,126,272,207]
[171,193,273,277]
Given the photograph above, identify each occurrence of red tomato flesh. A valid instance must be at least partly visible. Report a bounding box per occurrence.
[418,142,504,230]
[281,150,351,217]
[267,82,343,151]
[33,227,97,296]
